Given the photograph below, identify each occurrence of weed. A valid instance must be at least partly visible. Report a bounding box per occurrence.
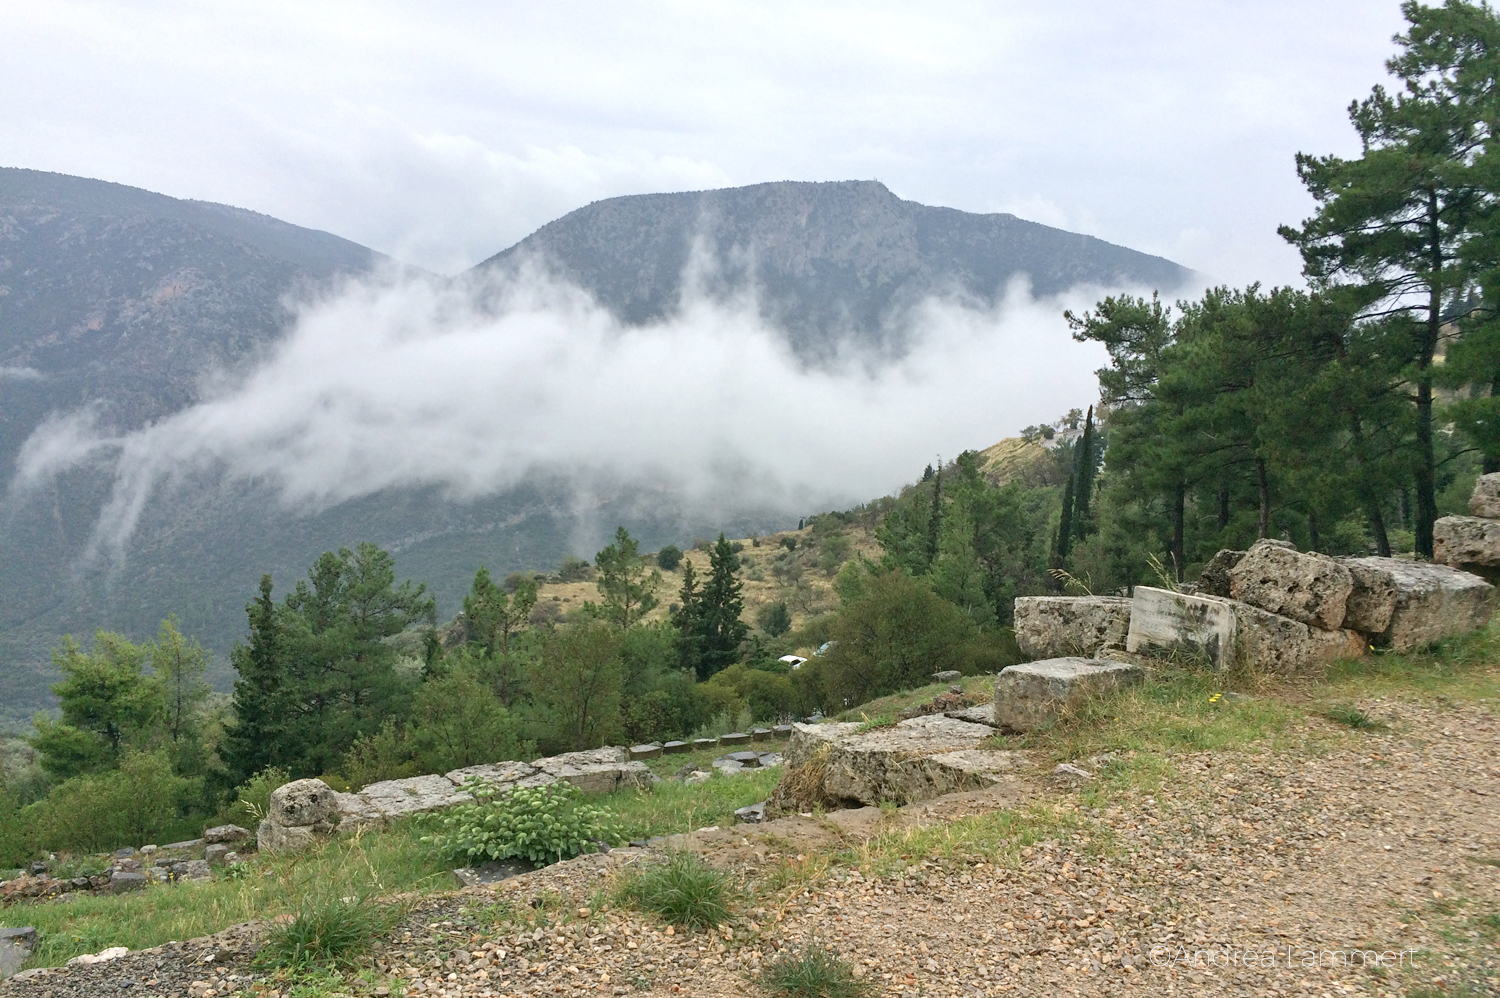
[615,852,734,930]
[762,943,866,997]
[257,894,399,970]
[1322,704,1383,730]
[855,713,896,734]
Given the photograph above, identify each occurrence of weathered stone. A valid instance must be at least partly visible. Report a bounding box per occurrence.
[1197,549,1246,598]
[204,844,230,867]
[772,724,793,739]
[628,744,663,760]
[1341,559,1399,634]
[944,704,1001,726]
[257,820,319,854]
[202,824,250,845]
[1127,586,1365,673]
[751,728,772,742]
[535,747,628,766]
[66,946,128,966]
[169,860,211,881]
[161,839,203,851]
[821,716,1025,806]
[783,721,862,770]
[692,738,719,751]
[1013,596,1132,659]
[108,871,147,894]
[662,740,690,754]
[356,775,471,819]
[1470,472,1500,518]
[724,750,763,766]
[443,761,537,788]
[1229,541,1354,629]
[543,760,658,794]
[268,778,340,828]
[1343,557,1494,651]
[930,670,962,683]
[0,927,37,980]
[993,658,1143,731]
[112,847,136,859]
[734,802,767,823]
[1435,515,1500,569]
[719,732,752,746]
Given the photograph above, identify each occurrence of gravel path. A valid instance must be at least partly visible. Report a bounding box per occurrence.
[3,694,1496,997]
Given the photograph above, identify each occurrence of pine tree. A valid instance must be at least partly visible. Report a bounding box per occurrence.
[673,560,704,675]
[692,535,748,679]
[593,527,660,629]
[223,574,286,787]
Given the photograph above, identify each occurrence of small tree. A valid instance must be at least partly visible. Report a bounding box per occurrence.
[532,622,624,751]
[463,566,536,704]
[689,535,749,679]
[593,527,661,630]
[33,632,161,779]
[756,601,792,637]
[656,545,683,571]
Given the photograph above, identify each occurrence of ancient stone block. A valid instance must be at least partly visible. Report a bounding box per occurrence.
[692,738,719,751]
[1229,541,1353,629]
[719,732,752,746]
[1470,472,1500,518]
[268,778,340,828]
[628,744,663,760]
[662,740,690,754]
[1126,587,1237,664]
[356,775,471,819]
[202,824,250,845]
[1197,549,1246,598]
[0,927,37,980]
[1434,515,1500,568]
[1013,596,1131,659]
[821,715,1018,805]
[1341,559,1399,634]
[108,871,147,894]
[930,670,962,683]
[204,844,230,867]
[1342,557,1494,651]
[783,721,862,769]
[772,725,793,739]
[443,761,537,788]
[258,820,320,855]
[992,658,1143,731]
[751,728,772,742]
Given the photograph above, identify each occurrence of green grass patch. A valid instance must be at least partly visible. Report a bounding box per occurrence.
[1322,625,1500,703]
[605,768,781,841]
[844,801,1105,875]
[833,676,994,722]
[14,820,449,969]
[257,894,400,970]
[615,851,735,930]
[1321,704,1384,730]
[762,943,866,997]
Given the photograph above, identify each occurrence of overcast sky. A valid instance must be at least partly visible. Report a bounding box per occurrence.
[2,0,1407,281]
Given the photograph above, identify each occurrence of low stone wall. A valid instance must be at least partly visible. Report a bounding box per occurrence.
[258,747,659,853]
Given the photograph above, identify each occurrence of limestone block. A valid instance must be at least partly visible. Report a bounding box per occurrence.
[1342,557,1494,651]
[1470,472,1500,518]
[1126,587,1237,665]
[1231,606,1365,674]
[202,824,250,845]
[751,728,773,742]
[258,819,320,854]
[662,740,690,754]
[1013,596,1132,659]
[719,732,752,746]
[0,927,37,981]
[356,775,471,819]
[1229,541,1353,629]
[535,747,628,767]
[1434,515,1500,568]
[821,715,1010,805]
[993,658,1144,731]
[628,744,663,760]
[332,793,386,829]
[772,725,794,739]
[1197,549,1246,598]
[1341,559,1399,634]
[930,670,962,683]
[783,721,862,769]
[443,761,537,788]
[552,761,658,794]
[692,738,718,751]
[268,779,339,828]
[204,844,230,867]
[108,871,147,893]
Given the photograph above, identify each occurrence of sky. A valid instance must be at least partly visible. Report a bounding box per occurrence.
[2,0,1408,281]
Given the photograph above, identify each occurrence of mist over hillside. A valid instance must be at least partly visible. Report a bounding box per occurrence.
[0,171,1190,726]
[480,180,1192,357]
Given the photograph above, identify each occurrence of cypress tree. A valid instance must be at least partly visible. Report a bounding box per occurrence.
[223,574,285,787]
[1073,406,1096,535]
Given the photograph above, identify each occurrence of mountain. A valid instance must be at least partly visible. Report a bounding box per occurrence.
[0,171,1192,728]
[479,180,1192,356]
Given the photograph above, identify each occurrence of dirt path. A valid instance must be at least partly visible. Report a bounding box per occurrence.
[4,695,1497,998]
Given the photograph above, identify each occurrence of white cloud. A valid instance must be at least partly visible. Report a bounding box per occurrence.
[15,264,1114,560]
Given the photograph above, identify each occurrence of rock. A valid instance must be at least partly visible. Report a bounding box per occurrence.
[452,859,531,887]
[1342,557,1495,651]
[662,740,690,754]
[759,752,783,767]
[354,775,471,820]
[1434,515,1500,571]
[821,715,1019,805]
[1053,763,1092,779]
[1013,596,1132,659]
[1127,586,1365,673]
[783,721,862,769]
[943,704,1001,727]
[993,658,1144,731]
[223,852,241,865]
[536,747,628,766]
[204,845,230,867]
[724,751,764,766]
[138,844,157,855]
[719,732,752,746]
[257,820,320,854]
[1197,549,1245,598]
[684,770,712,785]
[202,824,250,845]
[1470,472,1500,517]
[540,759,658,794]
[930,670,962,683]
[161,839,204,851]
[169,860,211,881]
[1341,559,1399,634]
[772,725,793,739]
[692,738,718,751]
[628,744,663,760]
[712,758,745,774]
[268,778,340,829]
[1229,541,1354,629]
[0,927,37,980]
[751,728,772,742]
[66,946,128,966]
[112,847,136,859]
[108,871,147,894]
[443,761,538,788]
[734,801,767,824]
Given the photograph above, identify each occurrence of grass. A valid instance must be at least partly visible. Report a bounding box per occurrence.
[614,851,736,930]
[606,767,781,840]
[1321,703,1383,729]
[257,893,400,970]
[762,943,866,997]
[13,820,451,968]
[841,801,1105,877]
[832,675,994,723]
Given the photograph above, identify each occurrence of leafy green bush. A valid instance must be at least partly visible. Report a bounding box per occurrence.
[763,944,867,997]
[421,780,617,865]
[20,750,196,854]
[214,766,290,829]
[556,555,595,582]
[756,601,792,637]
[615,852,734,929]
[656,545,683,571]
[257,894,398,969]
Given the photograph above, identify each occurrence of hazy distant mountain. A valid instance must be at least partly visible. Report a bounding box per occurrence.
[0,172,1191,727]
[479,180,1191,355]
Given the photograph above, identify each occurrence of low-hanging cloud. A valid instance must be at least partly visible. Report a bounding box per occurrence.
[15,262,1116,561]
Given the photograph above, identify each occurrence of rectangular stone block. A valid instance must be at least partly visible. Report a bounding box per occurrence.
[1342,557,1494,652]
[1126,587,1236,665]
[1470,472,1500,518]
[1341,559,1398,634]
[692,738,718,751]
[1013,596,1131,659]
[628,744,662,760]
[1229,541,1353,629]
[662,740,690,754]
[1435,515,1500,569]
[993,658,1143,731]
[751,728,772,742]
[719,732,752,746]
